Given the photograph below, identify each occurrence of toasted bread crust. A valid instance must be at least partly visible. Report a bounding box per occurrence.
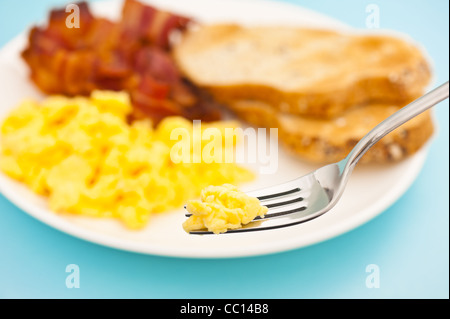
[229,99,434,164]
[173,24,432,118]
[174,23,434,163]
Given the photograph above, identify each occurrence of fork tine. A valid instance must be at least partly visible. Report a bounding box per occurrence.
[254,205,306,220]
[185,204,307,220]
[256,187,301,201]
[184,184,304,217]
[188,207,321,235]
[188,217,310,234]
[184,196,305,218]
[264,196,303,208]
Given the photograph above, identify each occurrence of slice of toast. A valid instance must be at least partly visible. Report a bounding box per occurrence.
[173,24,431,118]
[228,99,434,164]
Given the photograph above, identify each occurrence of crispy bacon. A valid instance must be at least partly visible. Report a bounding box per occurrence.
[21,0,220,122]
[119,0,190,49]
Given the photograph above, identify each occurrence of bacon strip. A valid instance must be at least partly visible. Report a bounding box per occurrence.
[21,0,220,122]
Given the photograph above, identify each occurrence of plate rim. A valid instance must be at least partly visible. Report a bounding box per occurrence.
[0,0,432,258]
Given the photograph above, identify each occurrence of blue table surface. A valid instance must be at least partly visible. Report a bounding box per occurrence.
[0,0,448,299]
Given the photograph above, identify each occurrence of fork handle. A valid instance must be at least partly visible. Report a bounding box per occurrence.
[345,81,449,168]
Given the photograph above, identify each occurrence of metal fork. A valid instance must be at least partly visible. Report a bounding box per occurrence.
[187,81,449,234]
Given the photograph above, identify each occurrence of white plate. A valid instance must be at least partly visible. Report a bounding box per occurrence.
[0,0,431,258]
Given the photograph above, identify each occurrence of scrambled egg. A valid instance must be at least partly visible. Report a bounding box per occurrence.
[183,184,268,234]
[0,91,254,229]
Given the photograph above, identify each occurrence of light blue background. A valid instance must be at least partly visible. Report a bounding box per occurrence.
[0,0,448,299]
